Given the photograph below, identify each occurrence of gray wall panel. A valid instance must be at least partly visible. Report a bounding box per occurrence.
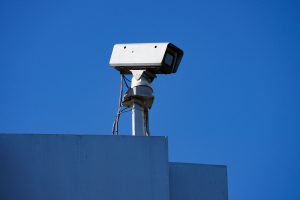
[169,163,228,200]
[0,134,169,200]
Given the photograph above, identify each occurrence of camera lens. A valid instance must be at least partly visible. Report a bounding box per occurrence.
[164,53,174,66]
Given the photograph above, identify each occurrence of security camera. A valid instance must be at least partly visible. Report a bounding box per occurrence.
[109,43,184,74]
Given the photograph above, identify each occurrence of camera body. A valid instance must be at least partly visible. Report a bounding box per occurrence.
[109,43,184,74]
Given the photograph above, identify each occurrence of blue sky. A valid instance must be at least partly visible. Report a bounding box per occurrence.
[0,0,299,199]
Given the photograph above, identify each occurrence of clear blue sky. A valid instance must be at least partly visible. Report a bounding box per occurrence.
[0,0,299,199]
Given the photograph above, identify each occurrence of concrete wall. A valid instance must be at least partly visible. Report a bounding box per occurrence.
[0,134,228,200]
[169,163,228,200]
[0,134,170,200]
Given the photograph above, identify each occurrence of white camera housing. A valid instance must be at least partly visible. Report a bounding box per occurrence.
[109,42,184,74]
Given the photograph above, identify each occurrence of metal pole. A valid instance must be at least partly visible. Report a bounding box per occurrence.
[122,70,154,136]
[132,102,146,136]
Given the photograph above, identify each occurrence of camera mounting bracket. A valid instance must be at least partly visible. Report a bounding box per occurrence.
[122,70,156,136]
